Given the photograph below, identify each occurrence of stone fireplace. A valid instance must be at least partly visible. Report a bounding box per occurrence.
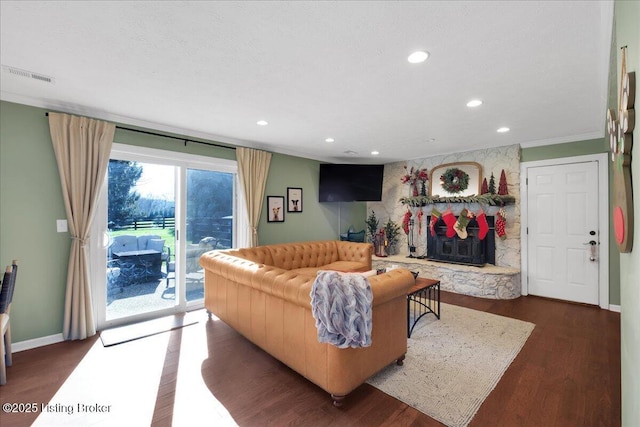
[426,215,495,266]
[366,143,522,299]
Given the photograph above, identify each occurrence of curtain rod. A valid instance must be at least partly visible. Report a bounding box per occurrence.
[45,112,236,151]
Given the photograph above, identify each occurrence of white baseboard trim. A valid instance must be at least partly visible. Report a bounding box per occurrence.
[609,304,621,313]
[13,333,65,352]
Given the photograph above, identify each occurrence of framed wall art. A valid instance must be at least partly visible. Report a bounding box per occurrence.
[287,187,303,212]
[267,196,285,222]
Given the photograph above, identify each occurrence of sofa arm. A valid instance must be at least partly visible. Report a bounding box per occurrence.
[200,250,262,282]
[368,269,415,305]
[335,241,373,270]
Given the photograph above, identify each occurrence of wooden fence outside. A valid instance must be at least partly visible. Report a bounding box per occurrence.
[113,217,175,230]
[113,217,232,246]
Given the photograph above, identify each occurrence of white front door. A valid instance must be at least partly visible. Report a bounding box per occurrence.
[526,161,600,304]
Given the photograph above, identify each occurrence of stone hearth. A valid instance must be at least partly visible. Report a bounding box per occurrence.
[372,255,521,299]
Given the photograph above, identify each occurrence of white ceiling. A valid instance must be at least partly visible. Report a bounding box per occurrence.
[0,1,613,164]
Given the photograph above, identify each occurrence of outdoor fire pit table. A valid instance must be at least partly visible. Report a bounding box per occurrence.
[112,249,162,283]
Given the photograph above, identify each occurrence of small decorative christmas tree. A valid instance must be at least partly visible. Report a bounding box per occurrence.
[481,178,489,194]
[488,173,496,195]
[498,169,509,195]
[366,210,379,243]
[384,218,401,254]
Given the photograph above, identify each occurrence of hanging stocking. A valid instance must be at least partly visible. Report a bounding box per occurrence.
[417,208,424,235]
[454,208,470,239]
[476,208,489,240]
[442,208,457,238]
[402,209,412,235]
[429,208,441,236]
[496,208,507,240]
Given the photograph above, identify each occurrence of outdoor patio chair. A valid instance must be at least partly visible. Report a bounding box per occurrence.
[166,260,175,288]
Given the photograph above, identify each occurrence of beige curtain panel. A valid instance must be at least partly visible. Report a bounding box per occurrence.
[237,147,272,247]
[49,112,115,340]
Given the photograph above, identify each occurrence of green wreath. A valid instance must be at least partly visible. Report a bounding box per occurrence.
[440,168,469,194]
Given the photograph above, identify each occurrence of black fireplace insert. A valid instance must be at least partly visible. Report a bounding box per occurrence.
[426,215,495,266]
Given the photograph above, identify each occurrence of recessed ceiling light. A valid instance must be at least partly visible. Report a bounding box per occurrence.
[408,50,430,64]
[497,127,510,133]
[371,151,380,156]
[466,99,483,107]
[325,137,335,143]
[256,120,268,126]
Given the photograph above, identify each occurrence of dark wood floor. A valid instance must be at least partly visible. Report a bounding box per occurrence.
[0,292,620,426]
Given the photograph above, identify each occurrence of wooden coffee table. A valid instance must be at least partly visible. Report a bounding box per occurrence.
[407,277,440,338]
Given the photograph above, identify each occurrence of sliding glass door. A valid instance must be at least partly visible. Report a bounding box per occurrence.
[184,168,234,302]
[105,160,177,321]
[91,144,241,330]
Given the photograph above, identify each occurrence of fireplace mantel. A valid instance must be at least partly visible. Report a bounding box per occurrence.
[399,194,516,207]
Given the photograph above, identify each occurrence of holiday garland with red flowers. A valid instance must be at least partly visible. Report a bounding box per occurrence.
[440,167,469,194]
[401,165,430,196]
[400,165,429,185]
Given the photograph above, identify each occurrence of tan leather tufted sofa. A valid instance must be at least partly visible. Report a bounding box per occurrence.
[199,240,415,406]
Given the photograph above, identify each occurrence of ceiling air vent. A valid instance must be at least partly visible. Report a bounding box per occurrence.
[2,65,54,84]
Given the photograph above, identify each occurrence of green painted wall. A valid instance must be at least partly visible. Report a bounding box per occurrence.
[521,139,621,306]
[0,100,360,343]
[258,153,367,245]
[0,102,69,343]
[520,138,607,162]
[615,1,640,425]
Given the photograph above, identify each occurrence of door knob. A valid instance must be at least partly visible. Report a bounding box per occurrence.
[583,240,598,261]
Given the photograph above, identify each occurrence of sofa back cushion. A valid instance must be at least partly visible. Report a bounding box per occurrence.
[268,241,339,270]
[218,241,372,272]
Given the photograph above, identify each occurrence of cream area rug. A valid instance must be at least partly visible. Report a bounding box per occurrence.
[367,303,535,427]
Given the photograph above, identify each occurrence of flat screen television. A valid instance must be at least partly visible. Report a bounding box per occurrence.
[319,164,384,202]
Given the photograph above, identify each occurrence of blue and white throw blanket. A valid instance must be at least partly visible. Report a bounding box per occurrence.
[310,270,373,348]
